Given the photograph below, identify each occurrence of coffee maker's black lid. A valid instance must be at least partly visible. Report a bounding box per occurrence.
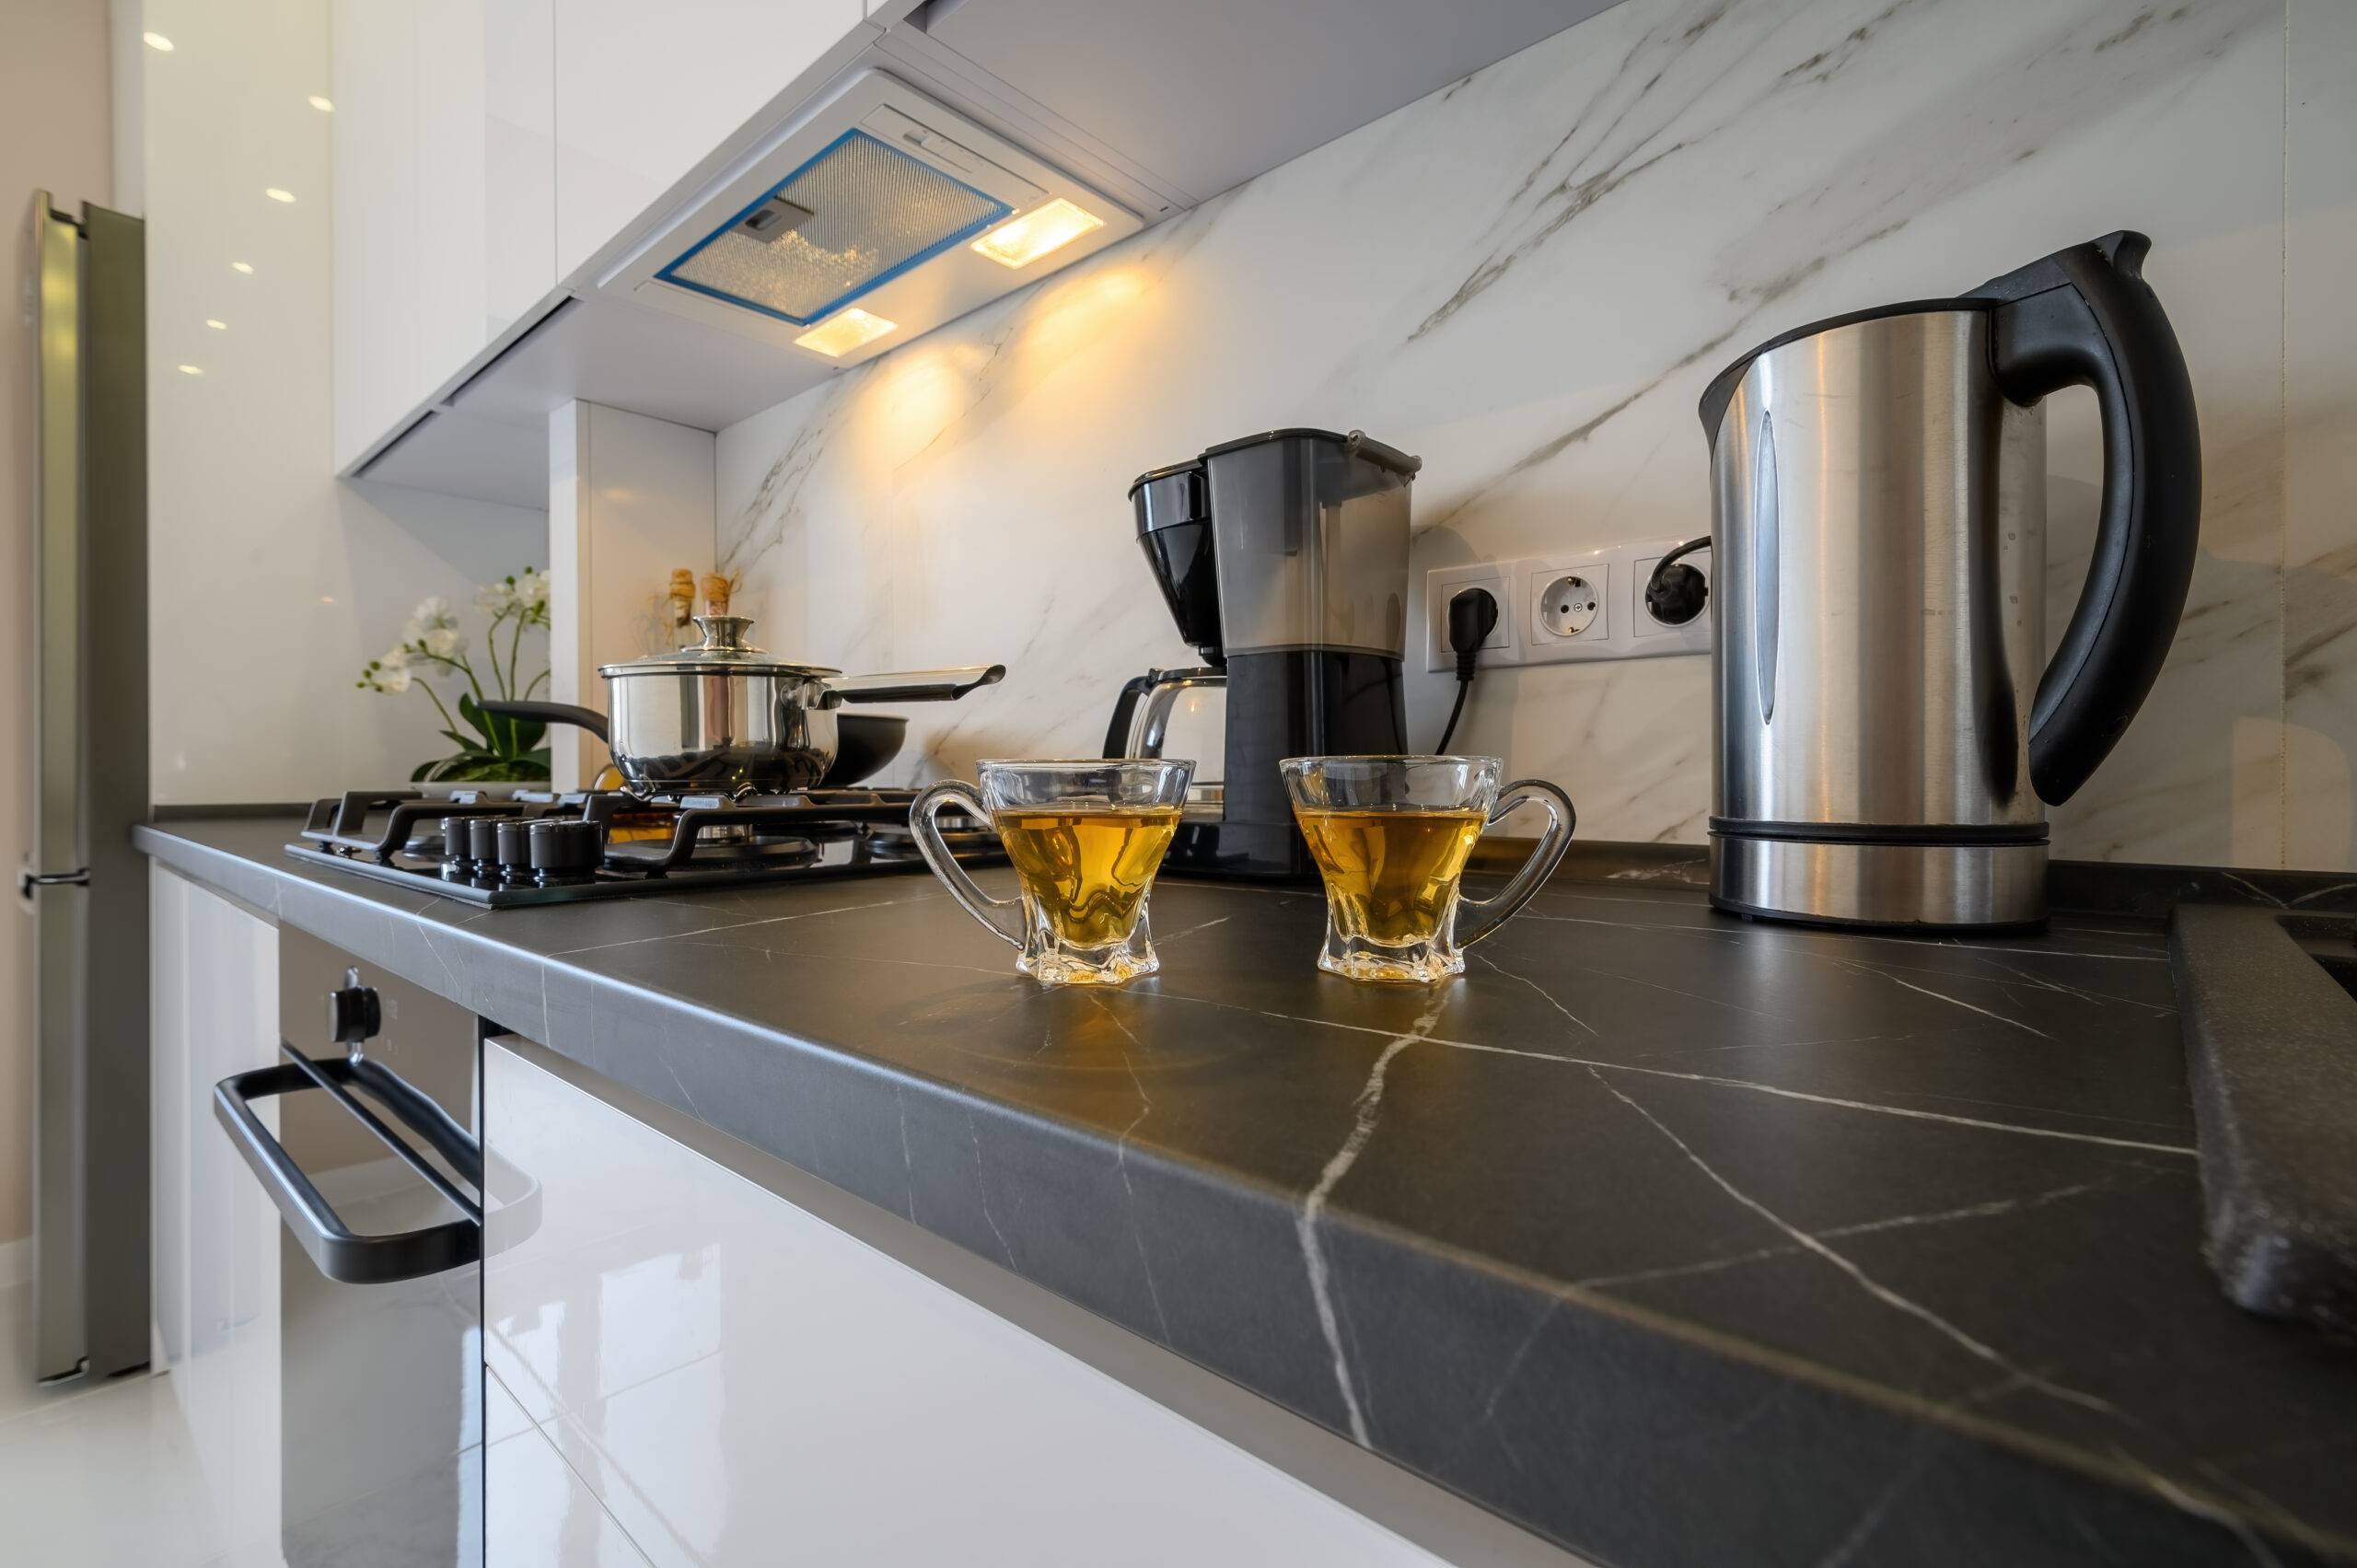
[1128,459,1207,536]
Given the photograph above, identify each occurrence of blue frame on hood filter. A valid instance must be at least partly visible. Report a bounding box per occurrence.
[656,128,1015,328]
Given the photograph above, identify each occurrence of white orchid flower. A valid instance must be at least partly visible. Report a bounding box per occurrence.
[377,665,412,693]
[475,581,517,616]
[379,646,411,671]
[424,626,463,658]
[518,569,551,608]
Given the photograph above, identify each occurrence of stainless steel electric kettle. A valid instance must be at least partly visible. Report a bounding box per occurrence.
[1699,231,2200,929]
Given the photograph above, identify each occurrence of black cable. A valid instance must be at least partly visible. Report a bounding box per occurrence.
[1655,535,1711,574]
[1436,677,1471,754]
[1435,586,1500,754]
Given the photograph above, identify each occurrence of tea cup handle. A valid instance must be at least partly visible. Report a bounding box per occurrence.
[1456,779,1577,948]
[911,781,1025,949]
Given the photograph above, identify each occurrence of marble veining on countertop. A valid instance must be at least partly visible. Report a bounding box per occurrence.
[138,816,2356,1567]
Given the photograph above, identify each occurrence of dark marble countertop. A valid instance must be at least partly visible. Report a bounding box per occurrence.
[137,816,2356,1567]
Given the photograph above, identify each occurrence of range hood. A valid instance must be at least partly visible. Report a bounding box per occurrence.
[599,71,1142,366]
[348,0,1622,508]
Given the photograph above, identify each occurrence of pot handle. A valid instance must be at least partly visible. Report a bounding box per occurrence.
[477,700,610,743]
[830,666,1005,704]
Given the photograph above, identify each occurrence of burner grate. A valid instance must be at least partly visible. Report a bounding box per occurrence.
[285,785,995,906]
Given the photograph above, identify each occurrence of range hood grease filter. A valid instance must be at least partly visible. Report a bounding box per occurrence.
[657,129,1013,326]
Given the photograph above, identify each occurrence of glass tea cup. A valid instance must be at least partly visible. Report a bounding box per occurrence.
[911,759,1195,986]
[1281,755,1575,983]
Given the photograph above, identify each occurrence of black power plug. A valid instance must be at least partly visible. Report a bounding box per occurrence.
[1437,587,1499,753]
[1643,536,1712,627]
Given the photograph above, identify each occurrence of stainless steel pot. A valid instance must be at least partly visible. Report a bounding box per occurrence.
[482,616,1002,796]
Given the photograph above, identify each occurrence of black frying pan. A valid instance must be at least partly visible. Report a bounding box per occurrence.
[481,702,907,790]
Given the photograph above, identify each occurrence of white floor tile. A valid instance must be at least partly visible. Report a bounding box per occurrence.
[0,1364,226,1567]
[486,1422,651,1567]
[0,1281,270,1568]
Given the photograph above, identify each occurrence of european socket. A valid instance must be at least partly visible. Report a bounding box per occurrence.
[1537,572,1603,639]
[1422,563,1517,672]
[1512,540,1710,666]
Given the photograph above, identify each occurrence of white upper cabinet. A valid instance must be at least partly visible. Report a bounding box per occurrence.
[333,0,561,472]
[413,0,495,398]
[550,0,865,283]
[483,0,558,339]
[332,0,428,471]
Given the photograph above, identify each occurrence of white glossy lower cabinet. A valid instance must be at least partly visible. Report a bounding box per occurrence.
[148,864,283,1562]
[483,1042,1446,1566]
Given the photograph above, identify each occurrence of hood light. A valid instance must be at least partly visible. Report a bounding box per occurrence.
[970,199,1103,268]
[795,308,897,358]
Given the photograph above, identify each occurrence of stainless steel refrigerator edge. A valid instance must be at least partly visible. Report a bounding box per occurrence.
[23,192,149,1383]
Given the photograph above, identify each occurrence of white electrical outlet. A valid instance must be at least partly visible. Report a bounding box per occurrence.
[1422,563,1517,672]
[1511,539,1711,665]
[1515,549,1610,665]
[1629,539,1713,656]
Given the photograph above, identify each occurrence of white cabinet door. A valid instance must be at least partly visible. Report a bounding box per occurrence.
[483,1041,1446,1565]
[551,0,865,282]
[332,0,429,470]
[483,0,558,338]
[414,0,493,388]
[333,0,559,470]
[149,865,282,1559]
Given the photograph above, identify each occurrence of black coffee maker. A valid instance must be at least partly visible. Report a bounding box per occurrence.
[1109,428,1418,880]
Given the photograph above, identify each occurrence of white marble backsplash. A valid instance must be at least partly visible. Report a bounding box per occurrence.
[716,0,2357,871]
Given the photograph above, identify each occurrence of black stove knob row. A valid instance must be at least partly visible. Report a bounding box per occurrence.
[494,819,533,871]
[528,819,606,876]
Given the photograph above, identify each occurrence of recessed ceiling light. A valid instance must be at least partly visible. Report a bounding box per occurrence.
[177,364,203,376]
[307,95,334,113]
[793,308,898,358]
[970,199,1105,269]
[231,261,254,274]
[264,187,296,203]
[142,30,174,51]
[204,319,226,331]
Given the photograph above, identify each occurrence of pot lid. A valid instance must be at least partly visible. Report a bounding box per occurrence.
[598,616,842,679]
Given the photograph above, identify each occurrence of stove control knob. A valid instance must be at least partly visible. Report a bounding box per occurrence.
[467,818,505,864]
[493,819,533,871]
[528,819,606,876]
[439,815,478,864]
[327,969,381,1045]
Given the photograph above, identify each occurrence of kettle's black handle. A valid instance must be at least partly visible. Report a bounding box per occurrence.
[1969,231,2200,806]
[1103,673,1158,759]
[478,699,610,744]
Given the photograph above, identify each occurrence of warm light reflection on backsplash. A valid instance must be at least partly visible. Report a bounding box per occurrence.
[710,0,2340,871]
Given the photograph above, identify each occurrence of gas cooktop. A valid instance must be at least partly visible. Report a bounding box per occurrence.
[286,786,997,907]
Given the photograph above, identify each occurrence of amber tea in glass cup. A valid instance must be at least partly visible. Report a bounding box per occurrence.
[911,759,1194,985]
[1282,756,1575,983]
